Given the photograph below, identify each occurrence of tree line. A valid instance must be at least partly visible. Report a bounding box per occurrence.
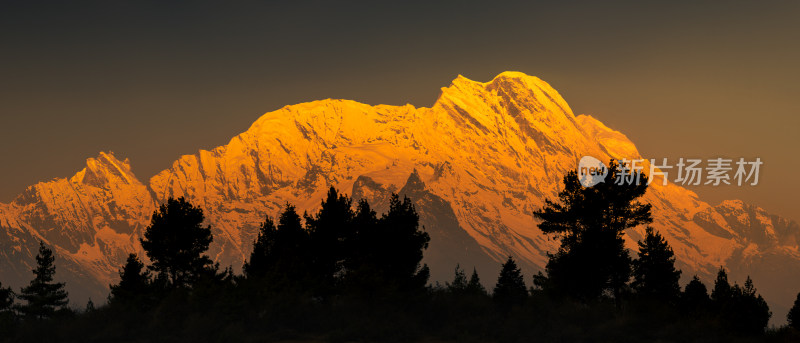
[1,163,799,341]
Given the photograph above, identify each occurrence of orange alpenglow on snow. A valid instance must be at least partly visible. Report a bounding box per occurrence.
[0,72,797,316]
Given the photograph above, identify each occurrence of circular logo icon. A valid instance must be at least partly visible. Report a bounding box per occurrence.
[578,156,608,187]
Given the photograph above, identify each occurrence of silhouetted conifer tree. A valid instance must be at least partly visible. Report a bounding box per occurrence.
[16,241,69,320]
[243,216,277,280]
[0,282,12,313]
[339,195,430,293]
[493,257,527,307]
[278,203,312,283]
[249,203,313,290]
[710,269,770,334]
[305,187,355,293]
[728,277,771,334]
[85,298,95,313]
[711,267,732,304]
[342,199,380,293]
[788,292,800,330]
[0,280,13,331]
[533,160,652,302]
[446,264,468,294]
[632,227,681,302]
[466,268,487,296]
[375,194,430,292]
[681,275,709,314]
[0,280,13,329]
[109,253,151,307]
[140,197,215,288]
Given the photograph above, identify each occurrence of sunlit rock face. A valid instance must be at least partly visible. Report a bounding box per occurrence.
[1,72,797,319]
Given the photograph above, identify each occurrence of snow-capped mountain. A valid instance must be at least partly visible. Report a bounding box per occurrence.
[0,72,797,318]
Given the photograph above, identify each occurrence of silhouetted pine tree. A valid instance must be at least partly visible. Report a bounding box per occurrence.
[140,197,215,288]
[728,277,771,334]
[0,281,12,314]
[0,280,13,333]
[681,275,710,314]
[305,187,355,294]
[16,241,69,320]
[351,198,379,251]
[446,264,468,294]
[493,257,527,307]
[533,160,652,302]
[374,194,430,292]
[788,292,800,330]
[466,268,487,296]
[711,267,732,304]
[256,203,313,291]
[341,199,380,293]
[109,253,151,307]
[709,269,770,334]
[279,203,312,282]
[84,298,95,313]
[243,216,277,280]
[632,227,681,302]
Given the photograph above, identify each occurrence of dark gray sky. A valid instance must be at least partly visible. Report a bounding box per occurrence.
[1,1,798,222]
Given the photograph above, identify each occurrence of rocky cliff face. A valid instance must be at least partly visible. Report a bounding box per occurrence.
[0,152,152,303]
[1,72,796,318]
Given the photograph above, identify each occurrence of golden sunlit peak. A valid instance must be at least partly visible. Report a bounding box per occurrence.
[448,71,545,86]
[491,70,538,81]
[441,71,560,100]
[68,151,139,187]
[488,71,556,91]
[89,151,131,170]
[434,71,574,123]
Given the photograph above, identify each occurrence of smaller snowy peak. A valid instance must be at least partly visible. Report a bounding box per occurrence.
[575,115,641,160]
[712,199,800,247]
[71,151,139,187]
[716,199,757,228]
[715,200,766,227]
[718,199,747,210]
[448,74,478,88]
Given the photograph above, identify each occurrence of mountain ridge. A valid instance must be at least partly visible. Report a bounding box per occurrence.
[0,71,797,321]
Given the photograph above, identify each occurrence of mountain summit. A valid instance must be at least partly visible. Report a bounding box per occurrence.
[1,72,798,318]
